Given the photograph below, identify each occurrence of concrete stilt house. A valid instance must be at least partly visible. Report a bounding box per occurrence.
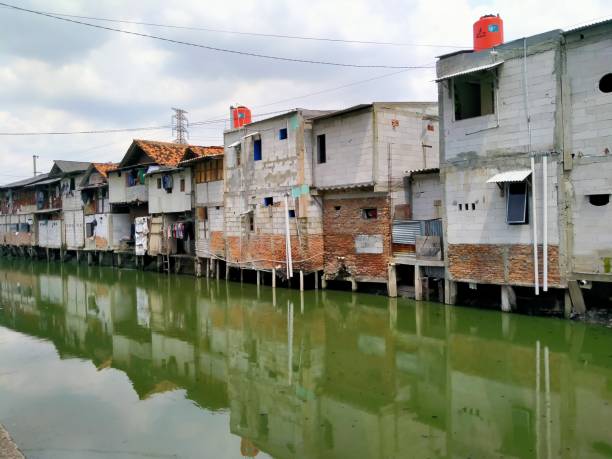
[223,109,331,287]
[79,162,132,254]
[310,102,440,296]
[436,19,612,312]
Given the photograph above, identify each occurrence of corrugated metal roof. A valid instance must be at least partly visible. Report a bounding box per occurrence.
[25,177,61,187]
[0,173,50,189]
[316,181,375,191]
[487,169,532,183]
[436,61,504,82]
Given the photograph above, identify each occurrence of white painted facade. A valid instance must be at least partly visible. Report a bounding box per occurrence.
[411,173,443,220]
[148,169,192,215]
[108,172,148,204]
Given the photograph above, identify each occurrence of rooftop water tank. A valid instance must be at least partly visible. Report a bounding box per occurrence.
[473,14,504,51]
[231,105,252,129]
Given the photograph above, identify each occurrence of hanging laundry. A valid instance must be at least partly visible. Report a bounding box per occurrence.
[138,168,146,185]
[162,174,174,191]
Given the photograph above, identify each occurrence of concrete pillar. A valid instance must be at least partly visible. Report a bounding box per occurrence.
[299,270,304,292]
[501,285,516,312]
[195,258,202,278]
[415,265,423,301]
[314,271,319,290]
[256,270,261,286]
[46,248,50,262]
[564,291,572,319]
[240,269,244,283]
[87,252,93,266]
[321,275,327,290]
[444,278,457,305]
[272,268,277,288]
[350,278,358,292]
[205,258,210,278]
[387,264,398,298]
[568,281,586,315]
[98,251,103,266]
[76,251,81,263]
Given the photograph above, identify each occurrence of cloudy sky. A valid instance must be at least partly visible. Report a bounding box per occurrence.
[0,0,610,184]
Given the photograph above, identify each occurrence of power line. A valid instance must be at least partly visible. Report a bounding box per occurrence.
[0,2,435,70]
[4,7,466,49]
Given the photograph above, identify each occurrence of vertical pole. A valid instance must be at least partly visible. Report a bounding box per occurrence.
[387,263,397,298]
[287,301,294,386]
[314,271,319,290]
[536,341,541,459]
[415,265,423,301]
[284,194,293,279]
[299,270,304,292]
[544,346,552,459]
[531,156,540,295]
[256,270,261,286]
[272,268,276,288]
[543,155,548,292]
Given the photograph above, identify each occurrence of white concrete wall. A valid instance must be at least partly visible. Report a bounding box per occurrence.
[440,49,558,162]
[110,214,132,249]
[148,169,192,214]
[61,173,87,211]
[64,209,84,249]
[38,220,62,249]
[195,180,223,206]
[312,109,374,188]
[108,171,148,204]
[445,159,559,245]
[412,173,443,220]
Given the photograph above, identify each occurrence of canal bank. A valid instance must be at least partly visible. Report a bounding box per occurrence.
[0,425,24,459]
[1,258,612,458]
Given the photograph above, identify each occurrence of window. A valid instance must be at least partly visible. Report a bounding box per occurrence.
[362,208,378,219]
[235,145,241,167]
[506,182,528,224]
[279,128,288,140]
[264,197,274,207]
[248,212,255,232]
[458,204,462,211]
[157,178,162,189]
[253,139,262,161]
[195,158,223,184]
[180,179,185,192]
[588,194,610,206]
[317,134,326,164]
[288,209,296,218]
[69,177,76,191]
[453,71,495,120]
[599,73,612,93]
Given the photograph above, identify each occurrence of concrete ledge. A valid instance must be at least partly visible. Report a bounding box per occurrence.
[0,425,24,459]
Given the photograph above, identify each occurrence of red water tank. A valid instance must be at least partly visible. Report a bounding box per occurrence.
[231,105,252,129]
[473,14,504,51]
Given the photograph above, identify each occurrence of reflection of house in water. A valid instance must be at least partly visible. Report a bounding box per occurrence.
[1,261,612,458]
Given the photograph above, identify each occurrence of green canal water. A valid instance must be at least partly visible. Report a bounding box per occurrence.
[1,260,612,459]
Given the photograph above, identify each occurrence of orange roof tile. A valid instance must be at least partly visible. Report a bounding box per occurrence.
[92,162,117,178]
[189,145,224,157]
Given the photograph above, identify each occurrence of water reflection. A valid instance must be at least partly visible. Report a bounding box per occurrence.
[1,260,612,458]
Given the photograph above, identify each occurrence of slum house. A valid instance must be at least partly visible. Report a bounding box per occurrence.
[223,108,331,288]
[79,163,132,256]
[107,140,195,266]
[178,148,225,277]
[436,19,612,313]
[146,145,223,273]
[0,174,52,253]
[310,102,440,297]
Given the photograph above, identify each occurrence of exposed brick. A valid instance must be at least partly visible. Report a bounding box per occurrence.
[448,243,562,287]
[322,195,391,281]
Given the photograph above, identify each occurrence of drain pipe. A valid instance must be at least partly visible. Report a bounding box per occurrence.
[543,155,548,291]
[524,37,539,295]
[284,194,293,279]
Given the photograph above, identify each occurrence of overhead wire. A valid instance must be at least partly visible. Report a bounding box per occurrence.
[0,7,466,49]
[0,2,435,70]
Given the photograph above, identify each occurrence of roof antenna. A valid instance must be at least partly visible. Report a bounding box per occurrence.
[171,108,189,144]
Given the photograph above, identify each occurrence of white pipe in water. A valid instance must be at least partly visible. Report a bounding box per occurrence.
[543,155,548,292]
[532,156,540,295]
[284,194,294,279]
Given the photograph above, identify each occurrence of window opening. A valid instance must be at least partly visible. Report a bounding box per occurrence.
[454,71,495,120]
[264,197,274,207]
[599,73,612,93]
[180,179,185,192]
[362,208,378,219]
[506,182,529,224]
[279,128,288,140]
[317,134,327,164]
[588,194,610,206]
[253,139,262,161]
[157,178,162,189]
[288,209,296,218]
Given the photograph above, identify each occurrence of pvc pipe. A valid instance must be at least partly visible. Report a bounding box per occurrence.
[283,194,293,278]
[543,155,548,292]
[531,156,540,295]
[536,341,541,459]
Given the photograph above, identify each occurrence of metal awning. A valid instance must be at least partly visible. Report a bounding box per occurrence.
[227,140,241,148]
[25,177,61,187]
[33,208,62,214]
[487,169,532,183]
[436,61,504,82]
[242,132,260,140]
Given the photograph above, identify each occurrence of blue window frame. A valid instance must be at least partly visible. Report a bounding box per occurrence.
[279,128,288,140]
[254,139,262,161]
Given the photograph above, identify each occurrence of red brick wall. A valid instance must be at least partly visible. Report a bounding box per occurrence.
[210,231,225,257]
[448,244,562,287]
[323,195,391,281]
[225,233,323,273]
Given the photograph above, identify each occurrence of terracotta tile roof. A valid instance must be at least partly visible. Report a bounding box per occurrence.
[189,146,224,157]
[92,163,117,178]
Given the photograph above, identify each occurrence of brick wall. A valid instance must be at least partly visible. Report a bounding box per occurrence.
[210,231,225,257]
[225,233,323,273]
[323,195,391,281]
[448,243,562,287]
